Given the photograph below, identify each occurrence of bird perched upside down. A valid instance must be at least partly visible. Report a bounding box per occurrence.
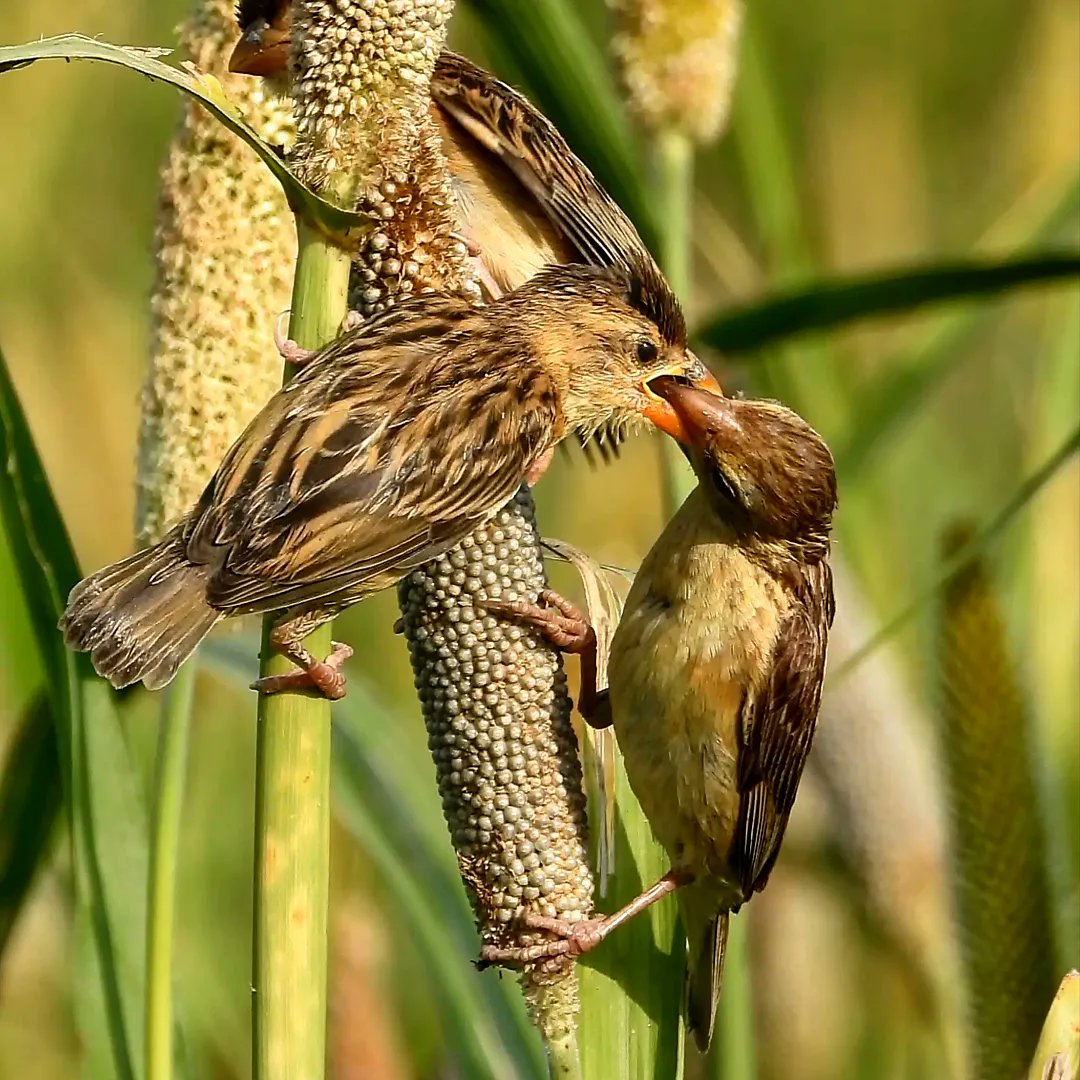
[482,380,837,1050]
[230,1,674,310]
[60,265,718,698]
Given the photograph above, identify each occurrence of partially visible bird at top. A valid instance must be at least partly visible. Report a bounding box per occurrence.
[60,265,720,699]
[229,0,676,316]
[480,378,837,1051]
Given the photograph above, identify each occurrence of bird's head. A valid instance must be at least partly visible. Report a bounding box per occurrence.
[503,265,720,446]
[651,378,837,548]
[230,0,292,78]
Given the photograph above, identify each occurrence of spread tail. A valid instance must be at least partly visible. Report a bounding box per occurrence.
[681,886,729,1053]
[59,525,219,691]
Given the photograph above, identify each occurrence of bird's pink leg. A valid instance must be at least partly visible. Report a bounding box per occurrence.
[453,231,503,300]
[482,588,607,727]
[250,617,353,700]
[275,310,363,369]
[479,870,689,968]
[526,446,555,486]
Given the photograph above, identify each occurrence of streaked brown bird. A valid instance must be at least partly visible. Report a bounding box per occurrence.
[60,266,718,698]
[482,380,837,1050]
[230,1,671,304]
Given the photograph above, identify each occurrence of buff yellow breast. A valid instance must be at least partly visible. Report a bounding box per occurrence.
[607,486,790,894]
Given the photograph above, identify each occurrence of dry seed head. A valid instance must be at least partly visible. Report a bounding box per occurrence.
[612,0,743,141]
[399,487,593,1038]
[137,0,297,544]
[290,0,477,314]
[938,529,1057,1079]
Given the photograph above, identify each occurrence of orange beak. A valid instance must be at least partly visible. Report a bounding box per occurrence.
[229,19,292,77]
[642,363,723,445]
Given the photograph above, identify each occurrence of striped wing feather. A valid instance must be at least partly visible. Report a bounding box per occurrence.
[179,296,558,615]
[732,557,835,896]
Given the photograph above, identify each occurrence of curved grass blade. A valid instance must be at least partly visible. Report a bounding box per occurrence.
[0,35,370,245]
[0,692,61,962]
[1028,971,1080,1080]
[831,423,1080,683]
[697,252,1080,354]
[0,344,148,1080]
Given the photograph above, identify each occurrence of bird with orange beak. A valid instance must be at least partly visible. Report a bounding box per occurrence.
[481,379,837,1050]
[60,267,718,698]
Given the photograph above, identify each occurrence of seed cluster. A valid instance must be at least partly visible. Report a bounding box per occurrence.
[612,0,743,141]
[939,545,1056,1079]
[399,487,593,1028]
[291,0,477,315]
[137,0,297,544]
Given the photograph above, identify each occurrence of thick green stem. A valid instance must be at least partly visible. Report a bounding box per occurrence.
[577,735,685,1080]
[145,659,196,1080]
[653,130,697,511]
[251,219,351,1080]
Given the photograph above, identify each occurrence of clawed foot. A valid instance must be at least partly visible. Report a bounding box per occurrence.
[451,230,503,301]
[479,910,609,968]
[250,640,354,700]
[483,589,594,655]
[274,309,364,368]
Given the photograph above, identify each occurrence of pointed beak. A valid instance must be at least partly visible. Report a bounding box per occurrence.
[641,358,723,444]
[645,375,730,448]
[228,19,292,76]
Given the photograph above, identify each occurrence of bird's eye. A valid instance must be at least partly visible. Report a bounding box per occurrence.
[709,462,742,506]
[636,339,659,365]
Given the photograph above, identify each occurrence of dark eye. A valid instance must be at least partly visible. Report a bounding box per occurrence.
[636,339,658,365]
[709,462,742,506]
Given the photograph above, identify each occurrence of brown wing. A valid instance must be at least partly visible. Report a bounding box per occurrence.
[180,297,559,615]
[732,557,835,897]
[431,52,685,346]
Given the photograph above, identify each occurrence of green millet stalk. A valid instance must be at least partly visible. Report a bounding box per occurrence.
[611,0,743,142]
[137,0,296,544]
[938,528,1057,1080]
[291,0,594,1044]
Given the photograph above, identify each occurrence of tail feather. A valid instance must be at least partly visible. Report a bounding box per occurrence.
[60,526,219,690]
[681,886,730,1053]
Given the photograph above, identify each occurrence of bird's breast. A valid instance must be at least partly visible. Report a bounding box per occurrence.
[607,490,788,886]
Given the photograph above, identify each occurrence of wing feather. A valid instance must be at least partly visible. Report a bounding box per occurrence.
[431,52,685,345]
[732,557,834,895]
[178,296,559,616]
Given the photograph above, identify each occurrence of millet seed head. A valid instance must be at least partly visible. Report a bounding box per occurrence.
[136,0,296,544]
[289,0,476,314]
[399,487,593,1035]
[612,0,743,142]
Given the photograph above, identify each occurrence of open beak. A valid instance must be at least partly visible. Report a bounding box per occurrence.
[229,19,292,77]
[641,360,722,444]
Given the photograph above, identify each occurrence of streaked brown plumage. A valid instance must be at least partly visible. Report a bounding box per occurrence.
[60,265,718,697]
[481,381,836,1050]
[230,2,678,322]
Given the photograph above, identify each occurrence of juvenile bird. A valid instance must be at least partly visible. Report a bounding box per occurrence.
[60,266,718,698]
[482,380,837,1050]
[230,2,671,304]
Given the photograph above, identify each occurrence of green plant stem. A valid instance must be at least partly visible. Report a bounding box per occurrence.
[653,129,697,513]
[252,219,351,1080]
[577,735,684,1080]
[145,660,196,1080]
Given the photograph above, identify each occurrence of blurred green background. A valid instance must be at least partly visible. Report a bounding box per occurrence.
[0,2,1077,1078]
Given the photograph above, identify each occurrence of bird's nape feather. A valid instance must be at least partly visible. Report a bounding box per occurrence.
[60,526,219,690]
